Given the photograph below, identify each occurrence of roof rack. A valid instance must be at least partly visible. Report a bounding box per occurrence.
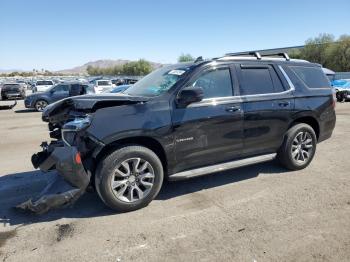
[226,51,262,60]
[261,52,290,61]
[224,51,290,61]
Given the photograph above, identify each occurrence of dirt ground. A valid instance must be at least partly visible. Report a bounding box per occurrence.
[0,101,349,262]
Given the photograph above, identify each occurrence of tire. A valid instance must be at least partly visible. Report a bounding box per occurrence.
[95,145,164,212]
[277,123,317,170]
[34,100,48,111]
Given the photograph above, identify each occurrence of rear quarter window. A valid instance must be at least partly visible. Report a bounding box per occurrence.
[289,66,330,89]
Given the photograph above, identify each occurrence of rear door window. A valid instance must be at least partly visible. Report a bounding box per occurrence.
[289,66,330,89]
[238,65,285,95]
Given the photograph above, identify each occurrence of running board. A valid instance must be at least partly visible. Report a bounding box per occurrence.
[168,153,277,181]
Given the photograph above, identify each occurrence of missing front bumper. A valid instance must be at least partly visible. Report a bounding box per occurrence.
[16,144,91,214]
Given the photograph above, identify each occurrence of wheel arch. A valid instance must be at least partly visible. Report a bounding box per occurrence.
[289,115,320,140]
[95,136,168,175]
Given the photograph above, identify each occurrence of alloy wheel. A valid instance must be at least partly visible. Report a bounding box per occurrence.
[35,100,47,111]
[291,131,314,164]
[111,158,155,203]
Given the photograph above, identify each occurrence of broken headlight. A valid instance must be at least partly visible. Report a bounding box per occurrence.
[62,116,92,146]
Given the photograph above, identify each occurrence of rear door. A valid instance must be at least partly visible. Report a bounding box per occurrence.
[235,63,294,156]
[172,64,244,173]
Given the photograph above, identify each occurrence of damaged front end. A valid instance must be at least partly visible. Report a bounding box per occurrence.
[17,99,99,214]
[16,94,148,214]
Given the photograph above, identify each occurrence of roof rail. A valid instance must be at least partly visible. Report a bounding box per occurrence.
[261,52,290,61]
[224,51,291,61]
[225,51,262,60]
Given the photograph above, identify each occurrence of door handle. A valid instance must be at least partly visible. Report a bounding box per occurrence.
[278,101,290,107]
[225,106,240,112]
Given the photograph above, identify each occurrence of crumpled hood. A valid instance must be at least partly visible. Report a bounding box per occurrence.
[42,93,149,122]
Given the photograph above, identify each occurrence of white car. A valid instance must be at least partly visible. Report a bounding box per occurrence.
[34,80,54,93]
[94,80,114,94]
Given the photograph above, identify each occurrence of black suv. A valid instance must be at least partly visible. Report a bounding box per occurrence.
[21,52,336,213]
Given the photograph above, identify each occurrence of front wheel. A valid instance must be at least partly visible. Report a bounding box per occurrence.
[95,145,164,212]
[277,123,317,170]
[34,100,48,111]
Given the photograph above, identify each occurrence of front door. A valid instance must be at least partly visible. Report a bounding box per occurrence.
[172,65,244,173]
[51,84,70,102]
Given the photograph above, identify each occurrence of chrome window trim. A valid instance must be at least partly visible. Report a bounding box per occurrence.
[188,65,295,108]
[278,65,296,91]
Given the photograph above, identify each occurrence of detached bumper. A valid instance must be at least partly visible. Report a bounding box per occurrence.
[16,144,91,214]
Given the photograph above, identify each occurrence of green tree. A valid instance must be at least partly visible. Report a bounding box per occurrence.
[178,53,194,62]
[86,59,153,76]
[326,35,350,71]
[289,33,350,71]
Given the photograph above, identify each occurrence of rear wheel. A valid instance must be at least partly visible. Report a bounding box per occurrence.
[35,100,48,111]
[277,123,317,170]
[95,145,164,212]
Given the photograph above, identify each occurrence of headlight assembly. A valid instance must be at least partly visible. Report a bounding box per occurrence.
[62,116,92,146]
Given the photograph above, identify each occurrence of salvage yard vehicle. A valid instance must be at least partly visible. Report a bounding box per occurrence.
[331,79,350,102]
[110,84,131,93]
[33,80,54,93]
[19,52,336,213]
[24,82,94,111]
[93,79,114,93]
[1,83,26,100]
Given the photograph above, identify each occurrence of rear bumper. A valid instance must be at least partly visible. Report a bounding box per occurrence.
[17,143,91,214]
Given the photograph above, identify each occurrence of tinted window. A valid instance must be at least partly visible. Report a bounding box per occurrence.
[3,84,20,88]
[239,66,280,95]
[192,68,232,99]
[97,80,111,86]
[53,84,69,92]
[36,81,53,85]
[290,66,330,89]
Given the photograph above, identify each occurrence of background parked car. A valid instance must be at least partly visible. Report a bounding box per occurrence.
[1,83,26,100]
[33,80,54,93]
[331,79,350,102]
[25,82,94,111]
[110,84,131,93]
[111,78,138,87]
[93,79,113,93]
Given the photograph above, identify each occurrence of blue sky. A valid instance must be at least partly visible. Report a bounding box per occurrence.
[0,0,349,71]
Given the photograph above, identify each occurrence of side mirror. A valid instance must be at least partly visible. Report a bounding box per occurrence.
[177,87,204,107]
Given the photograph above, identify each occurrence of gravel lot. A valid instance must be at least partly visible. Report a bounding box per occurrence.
[0,101,349,262]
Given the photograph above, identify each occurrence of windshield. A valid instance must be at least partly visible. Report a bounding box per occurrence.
[36,81,53,86]
[3,84,20,88]
[125,66,189,97]
[97,80,111,86]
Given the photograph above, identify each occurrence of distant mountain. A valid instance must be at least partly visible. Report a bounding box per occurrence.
[55,59,163,74]
[0,69,25,73]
